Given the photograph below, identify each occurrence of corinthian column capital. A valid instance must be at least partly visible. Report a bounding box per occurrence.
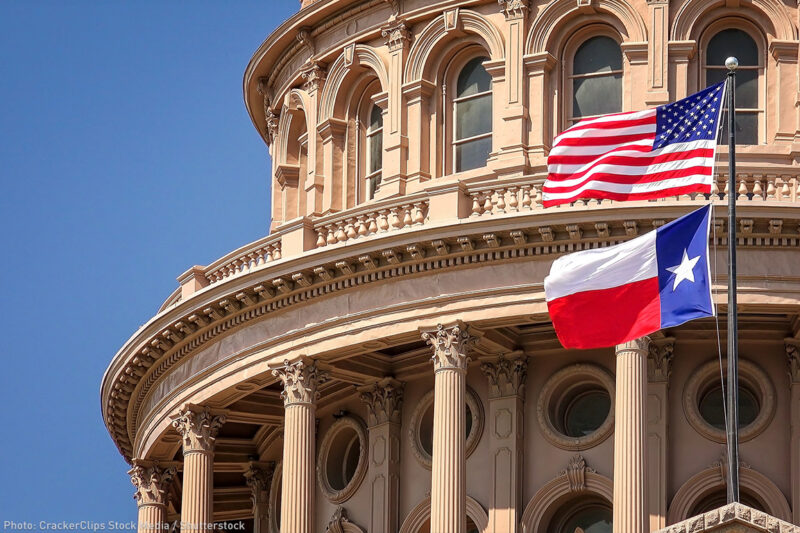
[616,336,651,356]
[129,462,176,507]
[358,378,404,426]
[171,405,226,454]
[480,354,528,399]
[498,0,529,19]
[381,20,411,51]
[271,357,329,406]
[423,323,475,371]
[245,462,275,507]
[648,338,675,382]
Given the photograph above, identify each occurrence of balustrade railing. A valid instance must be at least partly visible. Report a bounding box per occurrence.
[204,234,283,286]
[313,199,429,247]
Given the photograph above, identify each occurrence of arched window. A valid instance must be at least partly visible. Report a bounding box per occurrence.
[453,56,492,172]
[569,36,623,124]
[705,28,760,145]
[551,498,613,533]
[365,104,383,200]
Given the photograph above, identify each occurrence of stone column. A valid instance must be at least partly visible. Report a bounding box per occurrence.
[647,338,673,532]
[171,405,226,533]
[359,378,404,533]
[271,357,328,533]
[244,462,275,533]
[480,354,527,533]
[129,462,176,533]
[422,323,474,533]
[613,337,650,533]
[786,340,800,524]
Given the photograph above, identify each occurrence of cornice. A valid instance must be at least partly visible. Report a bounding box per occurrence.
[102,203,800,461]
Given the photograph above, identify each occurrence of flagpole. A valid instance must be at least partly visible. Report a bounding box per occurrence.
[725,56,740,504]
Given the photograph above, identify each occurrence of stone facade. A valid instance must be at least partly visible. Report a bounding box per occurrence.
[102,1,800,532]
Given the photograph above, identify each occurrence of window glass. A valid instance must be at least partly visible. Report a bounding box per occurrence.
[571,36,622,121]
[366,103,383,199]
[457,57,491,97]
[560,504,613,533]
[699,385,759,430]
[454,56,492,172]
[707,29,759,66]
[563,389,612,438]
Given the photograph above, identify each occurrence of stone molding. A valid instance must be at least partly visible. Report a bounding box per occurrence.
[398,495,489,533]
[129,462,176,507]
[657,503,799,533]
[422,323,475,372]
[787,339,800,383]
[268,461,282,533]
[103,207,800,460]
[170,405,226,454]
[271,357,330,406]
[358,378,404,426]
[316,415,368,504]
[648,337,675,382]
[536,363,616,451]
[325,507,366,533]
[682,359,776,443]
[667,463,792,524]
[520,455,613,533]
[408,386,484,470]
[244,461,274,506]
[498,0,529,19]
[480,354,528,399]
[382,20,411,51]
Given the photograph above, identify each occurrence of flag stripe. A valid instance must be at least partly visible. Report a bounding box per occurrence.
[548,141,715,168]
[542,183,712,206]
[547,154,715,186]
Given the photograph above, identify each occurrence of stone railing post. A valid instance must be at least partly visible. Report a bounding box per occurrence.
[359,378,404,533]
[613,337,650,533]
[171,405,226,533]
[271,357,328,533]
[129,461,176,533]
[480,354,527,533]
[422,323,475,533]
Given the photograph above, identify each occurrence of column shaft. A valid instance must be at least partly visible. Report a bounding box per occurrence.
[431,367,467,533]
[137,504,168,533]
[281,403,316,533]
[613,337,649,533]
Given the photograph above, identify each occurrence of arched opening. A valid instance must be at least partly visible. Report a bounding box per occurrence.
[452,56,492,172]
[568,35,622,124]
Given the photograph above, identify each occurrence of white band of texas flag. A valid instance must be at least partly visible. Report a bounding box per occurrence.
[544,205,714,349]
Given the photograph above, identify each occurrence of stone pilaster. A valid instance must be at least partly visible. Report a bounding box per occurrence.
[129,462,176,533]
[272,357,329,533]
[359,378,404,533]
[786,339,800,524]
[299,61,326,216]
[379,20,411,195]
[244,462,275,533]
[171,405,226,533]
[480,354,527,533]
[613,337,650,533]
[645,0,670,105]
[647,338,674,532]
[422,323,475,533]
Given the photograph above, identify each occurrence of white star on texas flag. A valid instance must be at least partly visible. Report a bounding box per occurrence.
[665,249,701,290]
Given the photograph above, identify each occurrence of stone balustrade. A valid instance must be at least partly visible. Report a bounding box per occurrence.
[313,199,429,248]
[203,235,283,286]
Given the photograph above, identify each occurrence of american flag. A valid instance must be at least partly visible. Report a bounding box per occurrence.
[543,82,726,207]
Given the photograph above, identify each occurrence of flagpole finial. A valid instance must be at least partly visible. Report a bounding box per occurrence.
[725,56,739,71]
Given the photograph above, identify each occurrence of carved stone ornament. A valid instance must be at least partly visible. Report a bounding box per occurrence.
[381,21,411,51]
[272,358,330,406]
[129,462,176,506]
[480,355,528,399]
[359,378,404,426]
[648,339,675,382]
[317,415,368,503]
[325,506,367,533]
[422,323,475,371]
[244,462,274,509]
[558,455,596,493]
[300,62,327,93]
[171,405,226,453]
[265,109,279,146]
[787,340,800,384]
[382,0,400,20]
[296,27,314,57]
[498,0,529,18]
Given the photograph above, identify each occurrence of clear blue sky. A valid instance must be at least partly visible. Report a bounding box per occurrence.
[0,1,296,523]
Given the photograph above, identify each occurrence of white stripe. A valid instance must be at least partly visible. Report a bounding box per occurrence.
[542,173,712,200]
[548,139,717,174]
[554,122,656,142]
[549,138,653,157]
[545,156,714,189]
[544,231,657,301]
[558,109,655,133]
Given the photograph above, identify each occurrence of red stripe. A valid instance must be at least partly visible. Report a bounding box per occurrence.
[544,165,713,193]
[548,144,652,165]
[563,115,657,133]
[548,147,714,173]
[547,278,661,349]
[554,132,655,147]
[542,183,712,207]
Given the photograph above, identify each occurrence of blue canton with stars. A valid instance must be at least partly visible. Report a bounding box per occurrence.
[653,82,725,150]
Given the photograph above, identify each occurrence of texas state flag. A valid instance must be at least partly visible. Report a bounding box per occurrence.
[544,205,714,349]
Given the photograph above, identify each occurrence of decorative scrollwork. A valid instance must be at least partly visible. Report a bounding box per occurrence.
[129,462,176,506]
[272,358,329,406]
[170,405,226,453]
[422,323,475,371]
